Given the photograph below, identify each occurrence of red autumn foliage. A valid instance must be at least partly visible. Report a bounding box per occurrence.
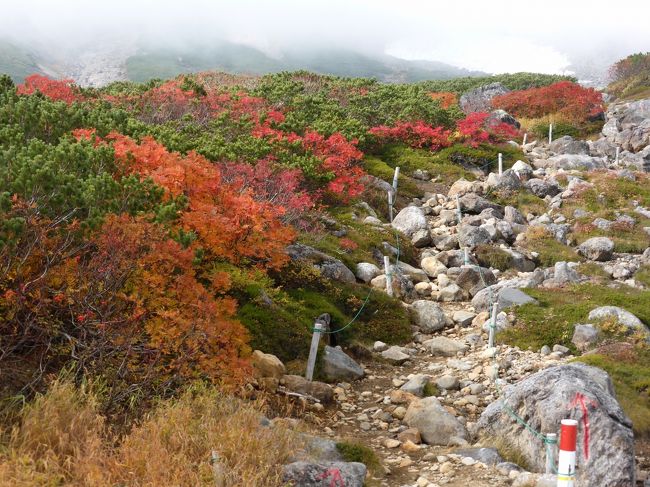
[106,133,295,268]
[491,81,604,122]
[16,74,82,104]
[219,158,316,224]
[456,112,519,147]
[369,121,452,150]
[428,92,458,109]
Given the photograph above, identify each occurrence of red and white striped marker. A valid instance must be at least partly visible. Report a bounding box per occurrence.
[557,419,578,487]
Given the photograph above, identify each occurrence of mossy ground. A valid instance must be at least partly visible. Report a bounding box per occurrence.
[518,226,582,267]
[474,244,513,271]
[236,261,411,366]
[499,284,650,435]
[336,440,383,476]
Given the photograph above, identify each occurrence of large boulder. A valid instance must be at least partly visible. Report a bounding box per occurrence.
[283,461,367,487]
[549,135,590,155]
[322,346,364,381]
[471,286,538,313]
[420,256,448,278]
[488,109,520,129]
[459,193,504,215]
[490,169,522,192]
[391,206,427,237]
[456,266,497,296]
[457,224,492,248]
[537,154,607,171]
[251,350,286,379]
[571,324,600,351]
[286,244,355,284]
[282,375,334,403]
[459,82,509,114]
[355,262,381,283]
[477,363,635,487]
[404,396,469,445]
[577,237,615,261]
[410,300,447,332]
[525,178,561,198]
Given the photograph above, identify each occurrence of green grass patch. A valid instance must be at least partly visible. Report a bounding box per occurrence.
[499,284,650,352]
[574,347,650,436]
[336,441,383,475]
[577,262,611,283]
[474,244,512,271]
[519,227,581,267]
[491,190,546,217]
[635,265,650,287]
[423,382,439,397]
[238,262,412,363]
[364,155,420,199]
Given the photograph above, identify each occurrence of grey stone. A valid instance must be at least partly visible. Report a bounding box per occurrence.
[411,228,432,247]
[410,300,447,332]
[400,374,430,396]
[551,261,580,285]
[477,363,635,487]
[452,310,476,327]
[420,256,448,278]
[488,109,520,128]
[525,178,561,198]
[432,234,459,251]
[504,205,526,224]
[426,336,468,357]
[577,237,615,261]
[540,154,607,171]
[292,434,343,462]
[392,206,427,237]
[436,374,460,390]
[459,193,504,215]
[458,224,492,248]
[282,461,366,487]
[381,346,411,365]
[549,135,589,155]
[492,169,522,191]
[282,375,334,403]
[355,262,381,283]
[439,283,466,302]
[511,160,533,181]
[456,266,497,297]
[572,324,600,351]
[404,396,469,445]
[322,346,364,381]
[397,261,429,283]
[460,82,509,114]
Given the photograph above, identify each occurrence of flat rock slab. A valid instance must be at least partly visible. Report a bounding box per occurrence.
[282,461,367,487]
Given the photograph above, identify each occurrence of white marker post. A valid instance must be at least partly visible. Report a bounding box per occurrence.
[455,194,462,224]
[384,255,394,297]
[549,123,553,144]
[305,321,324,381]
[463,247,470,266]
[557,419,578,487]
[392,166,400,192]
[615,146,620,164]
[522,132,528,146]
[545,433,558,474]
[388,191,394,222]
[498,153,503,176]
[488,302,498,348]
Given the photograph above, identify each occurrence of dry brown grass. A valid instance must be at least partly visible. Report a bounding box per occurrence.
[0,381,301,486]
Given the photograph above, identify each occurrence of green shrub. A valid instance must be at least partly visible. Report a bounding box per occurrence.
[531,120,579,139]
[336,441,382,474]
[474,244,512,271]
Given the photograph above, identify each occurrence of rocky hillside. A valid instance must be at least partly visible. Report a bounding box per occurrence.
[0,66,648,486]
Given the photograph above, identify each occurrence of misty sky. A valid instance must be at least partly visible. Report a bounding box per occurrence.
[2,0,649,74]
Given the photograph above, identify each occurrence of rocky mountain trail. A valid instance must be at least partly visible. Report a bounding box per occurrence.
[251,96,650,486]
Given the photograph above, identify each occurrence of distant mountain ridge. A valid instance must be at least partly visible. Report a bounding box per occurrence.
[0,38,485,86]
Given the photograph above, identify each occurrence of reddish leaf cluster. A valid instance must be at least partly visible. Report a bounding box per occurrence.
[491,81,603,122]
[16,74,82,104]
[369,121,452,150]
[456,112,519,148]
[428,92,458,109]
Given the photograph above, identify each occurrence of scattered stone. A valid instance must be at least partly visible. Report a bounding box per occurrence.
[577,237,615,262]
[281,375,334,403]
[373,341,388,352]
[458,224,492,248]
[572,324,600,351]
[452,310,477,327]
[439,283,466,301]
[404,396,469,445]
[282,461,366,487]
[401,374,430,397]
[410,300,448,332]
[383,438,401,448]
[456,266,497,296]
[411,228,432,247]
[392,206,428,237]
[381,346,411,365]
[355,262,382,283]
[251,350,286,379]
[323,346,364,381]
[398,428,421,444]
[421,256,449,278]
[436,374,460,390]
[426,336,468,357]
[286,244,356,284]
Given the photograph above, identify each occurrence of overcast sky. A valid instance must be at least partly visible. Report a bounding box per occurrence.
[2,0,649,73]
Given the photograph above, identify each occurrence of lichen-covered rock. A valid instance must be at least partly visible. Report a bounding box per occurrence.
[459,82,509,114]
[577,237,615,261]
[322,346,364,381]
[391,206,427,237]
[282,461,367,487]
[477,363,635,487]
[410,300,447,332]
